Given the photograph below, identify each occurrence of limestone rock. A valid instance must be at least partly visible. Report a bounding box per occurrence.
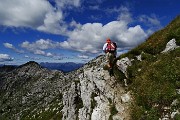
[0,56,132,120]
[116,57,132,78]
[161,38,179,53]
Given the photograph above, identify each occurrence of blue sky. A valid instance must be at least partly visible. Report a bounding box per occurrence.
[0,0,179,65]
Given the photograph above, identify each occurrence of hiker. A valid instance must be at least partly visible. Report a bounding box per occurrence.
[103,38,117,76]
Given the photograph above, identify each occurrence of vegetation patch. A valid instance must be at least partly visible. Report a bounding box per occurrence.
[114,16,180,119]
[21,94,64,120]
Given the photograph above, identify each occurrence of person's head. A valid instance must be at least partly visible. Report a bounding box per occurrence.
[106,38,111,43]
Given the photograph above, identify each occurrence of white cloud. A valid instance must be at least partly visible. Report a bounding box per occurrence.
[21,39,58,50]
[37,11,67,35]
[46,52,53,57]
[104,6,132,24]
[138,14,162,34]
[0,0,150,57]
[55,0,81,9]
[0,54,14,62]
[139,14,161,26]
[34,49,46,55]
[78,55,89,59]
[0,0,68,35]
[117,8,132,23]
[0,0,85,35]
[70,20,82,29]
[3,43,13,49]
[20,39,60,57]
[58,5,147,54]
[0,0,53,27]
[60,20,147,54]
[3,42,24,53]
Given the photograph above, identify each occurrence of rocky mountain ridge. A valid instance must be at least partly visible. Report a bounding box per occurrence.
[1,38,179,120]
[0,55,132,120]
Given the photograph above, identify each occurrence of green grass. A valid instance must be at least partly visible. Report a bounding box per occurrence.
[114,15,180,119]
[128,48,180,120]
[20,94,63,120]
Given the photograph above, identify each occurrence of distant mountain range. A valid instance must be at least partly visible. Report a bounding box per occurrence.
[40,62,84,72]
[0,62,84,73]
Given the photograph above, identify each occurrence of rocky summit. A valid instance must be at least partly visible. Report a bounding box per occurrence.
[0,56,132,120]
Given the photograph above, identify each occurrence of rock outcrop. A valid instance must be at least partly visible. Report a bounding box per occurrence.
[0,56,132,120]
[62,55,132,120]
[161,38,179,53]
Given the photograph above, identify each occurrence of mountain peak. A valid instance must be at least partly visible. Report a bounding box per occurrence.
[19,61,41,68]
[24,61,39,66]
[15,61,43,75]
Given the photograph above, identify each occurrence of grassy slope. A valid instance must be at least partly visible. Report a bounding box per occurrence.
[115,15,180,119]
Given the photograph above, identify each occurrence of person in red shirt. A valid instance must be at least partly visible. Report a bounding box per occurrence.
[103,38,117,76]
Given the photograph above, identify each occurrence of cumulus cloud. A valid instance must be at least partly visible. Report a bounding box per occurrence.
[21,39,58,50]
[0,0,53,27]
[58,6,147,54]
[20,39,59,57]
[0,0,150,57]
[60,20,147,54]
[37,10,67,35]
[0,0,69,35]
[0,54,14,62]
[3,43,24,53]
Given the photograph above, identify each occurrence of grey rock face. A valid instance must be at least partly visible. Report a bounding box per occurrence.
[0,56,131,120]
[63,55,131,120]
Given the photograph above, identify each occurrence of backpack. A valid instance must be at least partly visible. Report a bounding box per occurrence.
[106,42,117,52]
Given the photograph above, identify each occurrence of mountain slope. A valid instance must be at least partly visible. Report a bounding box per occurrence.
[0,61,68,120]
[115,15,180,119]
[0,57,132,120]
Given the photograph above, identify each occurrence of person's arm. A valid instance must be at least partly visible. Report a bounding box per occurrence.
[103,43,107,53]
